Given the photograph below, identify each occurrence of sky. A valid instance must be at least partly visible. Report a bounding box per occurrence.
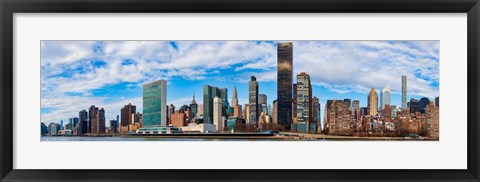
[41,40,440,126]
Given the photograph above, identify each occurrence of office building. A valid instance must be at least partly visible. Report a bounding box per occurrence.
[277,42,293,128]
[272,100,278,124]
[190,93,198,119]
[380,84,391,110]
[367,88,378,116]
[98,108,106,133]
[248,76,259,125]
[296,72,313,125]
[88,105,99,134]
[203,85,228,124]
[143,79,167,127]
[231,85,239,107]
[213,97,224,132]
[79,110,88,134]
[121,103,136,127]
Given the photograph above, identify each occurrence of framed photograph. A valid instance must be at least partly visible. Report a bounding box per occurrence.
[1,0,479,181]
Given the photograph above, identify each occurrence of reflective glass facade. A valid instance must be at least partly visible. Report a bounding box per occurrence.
[277,42,293,129]
[143,80,167,127]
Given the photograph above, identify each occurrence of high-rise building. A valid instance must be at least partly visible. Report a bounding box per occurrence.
[277,42,293,129]
[425,101,439,139]
[231,85,239,107]
[49,122,58,136]
[343,99,352,109]
[171,111,187,127]
[213,97,224,132]
[435,96,439,108]
[203,85,228,124]
[292,83,297,122]
[197,104,204,118]
[367,88,378,116]
[409,98,420,113]
[296,72,313,125]
[244,104,250,123]
[190,93,198,119]
[402,75,407,109]
[233,104,243,118]
[168,104,175,125]
[380,84,391,110]
[98,108,106,133]
[143,79,167,127]
[419,97,430,114]
[79,110,88,134]
[88,105,99,134]
[121,103,136,127]
[313,96,321,132]
[259,94,267,114]
[272,100,278,124]
[110,119,118,133]
[352,100,360,110]
[324,100,353,135]
[248,76,259,125]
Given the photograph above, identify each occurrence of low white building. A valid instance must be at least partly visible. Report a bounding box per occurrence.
[181,123,216,133]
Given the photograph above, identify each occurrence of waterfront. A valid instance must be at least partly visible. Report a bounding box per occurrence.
[41,134,434,141]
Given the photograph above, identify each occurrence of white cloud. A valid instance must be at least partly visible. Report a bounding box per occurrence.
[41,40,439,125]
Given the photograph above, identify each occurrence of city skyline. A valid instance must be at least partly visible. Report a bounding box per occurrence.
[41,40,439,126]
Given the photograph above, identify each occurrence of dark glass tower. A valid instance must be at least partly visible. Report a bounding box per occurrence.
[203,85,228,124]
[277,42,293,129]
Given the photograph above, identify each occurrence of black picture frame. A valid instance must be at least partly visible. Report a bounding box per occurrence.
[1,0,479,181]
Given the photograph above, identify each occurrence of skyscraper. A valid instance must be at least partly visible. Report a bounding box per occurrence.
[402,75,407,109]
[352,100,360,110]
[248,76,259,125]
[367,88,378,116]
[98,108,106,133]
[380,84,391,110]
[277,42,293,128]
[121,103,136,128]
[79,110,88,134]
[88,105,99,134]
[312,96,321,132]
[259,94,268,114]
[110,119,118,133]
[272,100,278,124]
[419,97,430,114]
[231,85,238,107]
[296,72,313,124]
[168,104,175,125]
[190,93,198,119]
[203,85,228,124]
[213,97,224,132]
[143,79,167,127]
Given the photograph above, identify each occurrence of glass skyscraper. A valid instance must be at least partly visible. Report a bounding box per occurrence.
[143,79,167,127]
[277,42,293,129]
[203,85,228,124]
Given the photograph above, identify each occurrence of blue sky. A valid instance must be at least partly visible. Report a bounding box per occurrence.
[40,40,439,126]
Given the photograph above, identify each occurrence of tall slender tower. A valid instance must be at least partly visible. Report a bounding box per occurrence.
[277,42,293,129]
[402,75,407,109]
[213,97,223,132]
[231,84,238,107]
[368,88,378,116]
[248,76,259,125]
